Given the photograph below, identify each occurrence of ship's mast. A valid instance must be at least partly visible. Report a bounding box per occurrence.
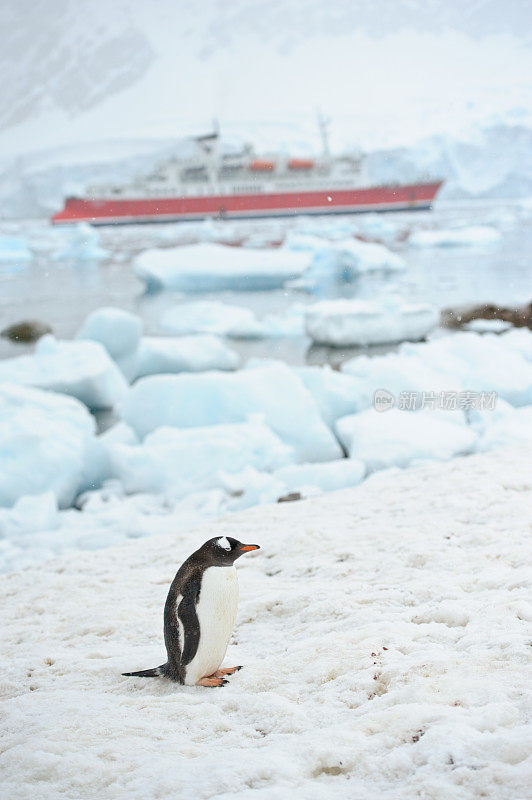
[317,110,331,160]
[210,118,221,190]
[194,120,221,190]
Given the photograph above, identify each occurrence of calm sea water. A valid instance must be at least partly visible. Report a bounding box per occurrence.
[1,199,531,365]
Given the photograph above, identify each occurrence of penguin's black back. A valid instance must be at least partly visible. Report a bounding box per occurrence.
[162,559,205,681]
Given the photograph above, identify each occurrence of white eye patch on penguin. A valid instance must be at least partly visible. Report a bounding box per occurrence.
[217,537,231,550]
[122,536,260,687]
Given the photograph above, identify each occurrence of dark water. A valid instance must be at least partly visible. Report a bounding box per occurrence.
[1,199,530,364]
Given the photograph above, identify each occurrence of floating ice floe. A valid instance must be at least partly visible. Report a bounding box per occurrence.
[409,225,501,248]
[133,242,311,291]
[464,319,512,333]
[0,335,128,409]
[161,300,306,340]
[123,363,343,462]
[305,299,439,347]
[135,335,239,378]
[76,307,142,380]
[285,234,405,288]
[160,301,264,338]
[336,408,477,471]
[323,237,405,273]
[352,214,401,244]
[292,214,356,240]
[0,236,32,263]
[52,222,109,260]
[0,383,107,508]
[108,418,294,496]
[258,304,306,337]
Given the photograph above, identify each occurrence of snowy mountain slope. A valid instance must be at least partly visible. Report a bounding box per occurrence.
[2,0,531,150]
[2,0,530,136]
[1,446,530,798]
[0,0,154,131]
[1,0,531,216]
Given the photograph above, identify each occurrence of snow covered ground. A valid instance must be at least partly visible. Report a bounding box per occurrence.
[1,446,530,799]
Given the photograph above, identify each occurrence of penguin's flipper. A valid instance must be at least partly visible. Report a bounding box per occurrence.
[122,666,162,678]
[177,577,202,666]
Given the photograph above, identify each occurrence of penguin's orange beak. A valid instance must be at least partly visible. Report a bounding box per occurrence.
[239,544,260,552]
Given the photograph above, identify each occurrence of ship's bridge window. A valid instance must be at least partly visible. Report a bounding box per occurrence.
[182,167,208,181]
[233,185,263,193]
[219,165,243,178]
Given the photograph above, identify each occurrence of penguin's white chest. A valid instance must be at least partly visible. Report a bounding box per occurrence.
[184,566,238,685]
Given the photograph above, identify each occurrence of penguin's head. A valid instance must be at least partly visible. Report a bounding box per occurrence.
[200,536,260,566]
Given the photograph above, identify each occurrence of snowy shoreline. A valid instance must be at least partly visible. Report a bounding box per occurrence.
[1,446,530,799]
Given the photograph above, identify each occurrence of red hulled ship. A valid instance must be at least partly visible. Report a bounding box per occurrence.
[52,123,443,226]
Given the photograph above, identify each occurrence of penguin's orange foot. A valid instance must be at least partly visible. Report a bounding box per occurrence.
[211,666,243,677]
[196,676,228,687]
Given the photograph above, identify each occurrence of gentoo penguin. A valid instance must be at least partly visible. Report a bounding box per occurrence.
[122,536,260,687]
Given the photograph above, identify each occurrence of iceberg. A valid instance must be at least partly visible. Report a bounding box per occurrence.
[98,421,140,447]
[342,351,463,411]
[123,363,343,462]
[335,408,477,471]
[76,307,143,380]
[133,242,311,291]
[289,234,404,272]
[159,301,264,338]
[285,234,405,290]
[401,333,532,407]
[342,331,532,410]
[135,335,239,378]
[0,383,104,508]
[296,365,364,426]
[305,299,439,347]
[76,307,142,360]
[52,222,109,260]
[108,418,294,496]
[0,236,32,263]
[259,304,306,337]
[0,335,128,409]
[160,300,305,340]
[409,225,501,248]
